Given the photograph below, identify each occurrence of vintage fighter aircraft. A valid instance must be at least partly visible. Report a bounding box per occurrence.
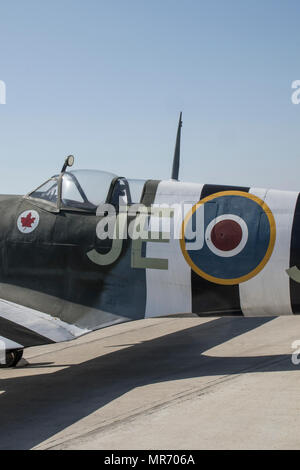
[0,114,300,367]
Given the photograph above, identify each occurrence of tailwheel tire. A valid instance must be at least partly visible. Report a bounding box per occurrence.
[0,349,23,368]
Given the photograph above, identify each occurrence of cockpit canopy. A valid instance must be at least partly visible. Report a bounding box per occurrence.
[27,170,146,213]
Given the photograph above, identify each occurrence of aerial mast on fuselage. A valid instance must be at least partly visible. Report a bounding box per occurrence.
[171,112,182,181]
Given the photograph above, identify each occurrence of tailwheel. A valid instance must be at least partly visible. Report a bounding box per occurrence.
[0,349,23,368]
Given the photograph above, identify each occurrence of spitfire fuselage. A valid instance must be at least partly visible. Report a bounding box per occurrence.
[0,177,299,351]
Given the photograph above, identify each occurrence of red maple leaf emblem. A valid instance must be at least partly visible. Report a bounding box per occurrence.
[21,212,36,229]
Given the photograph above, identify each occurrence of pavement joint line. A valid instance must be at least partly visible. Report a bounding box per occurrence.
[35,353,290,450]
[23,318,182,361]
[23,317,223,363]
[35,374,234,450]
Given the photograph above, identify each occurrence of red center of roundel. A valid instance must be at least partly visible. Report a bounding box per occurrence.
[21,212,36,228]
[211,219,243,251]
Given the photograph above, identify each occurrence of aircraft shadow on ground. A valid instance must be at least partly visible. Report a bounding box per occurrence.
[0,316,296,449]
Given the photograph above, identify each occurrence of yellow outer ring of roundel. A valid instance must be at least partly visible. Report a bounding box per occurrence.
[180,191,276,285]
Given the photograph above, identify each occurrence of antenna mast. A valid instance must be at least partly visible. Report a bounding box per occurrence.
[171,112,182,181]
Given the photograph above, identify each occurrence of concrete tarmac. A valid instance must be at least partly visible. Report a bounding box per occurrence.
[0,316,299,450]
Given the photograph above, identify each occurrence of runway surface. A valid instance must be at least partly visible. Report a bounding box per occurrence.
[0,315,299,450]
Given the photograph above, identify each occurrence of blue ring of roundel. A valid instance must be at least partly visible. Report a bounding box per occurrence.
[184,194,271,282]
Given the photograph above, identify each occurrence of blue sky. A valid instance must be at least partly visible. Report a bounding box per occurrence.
[1,0,300,194]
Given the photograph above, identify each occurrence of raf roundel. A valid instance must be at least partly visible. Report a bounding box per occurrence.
[180,191,276,285]
[205,214,249,258]
[17,210,40,234]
